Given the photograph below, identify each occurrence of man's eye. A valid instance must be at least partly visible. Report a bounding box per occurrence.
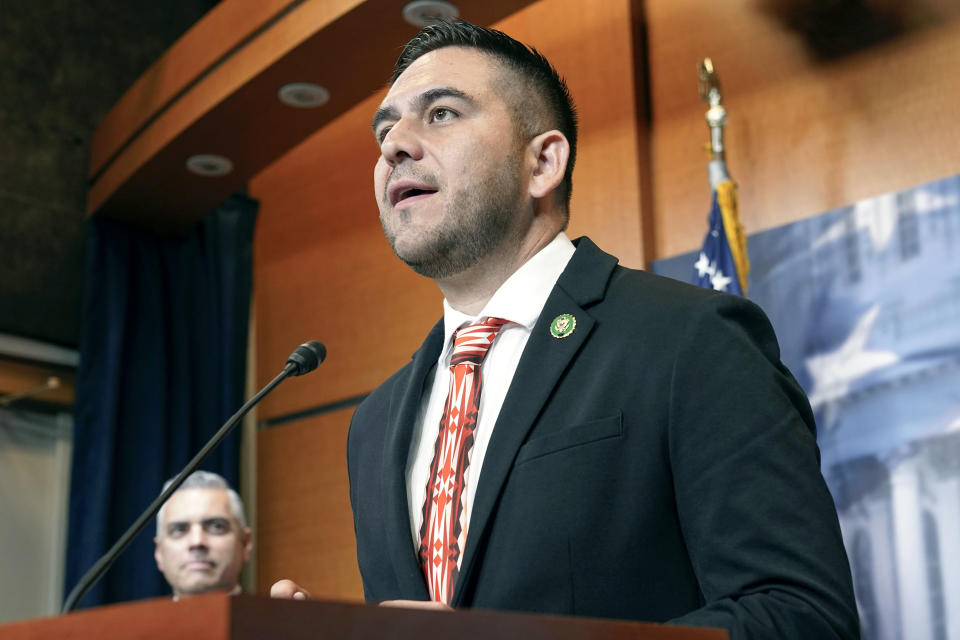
[205,519,230,534]
[168,524,188,537]
[377,126,392,144]
[430,107,455,123]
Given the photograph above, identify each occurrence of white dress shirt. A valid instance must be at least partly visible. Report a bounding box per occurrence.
[405,232,576,548]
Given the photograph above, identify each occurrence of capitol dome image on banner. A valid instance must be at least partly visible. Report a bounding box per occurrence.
[654,172,960,640]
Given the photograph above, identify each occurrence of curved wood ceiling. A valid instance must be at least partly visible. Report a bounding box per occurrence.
[88,0,534,234]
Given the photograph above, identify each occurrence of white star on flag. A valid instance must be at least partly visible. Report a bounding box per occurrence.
[710,271,732,291]
[694,252,713,278]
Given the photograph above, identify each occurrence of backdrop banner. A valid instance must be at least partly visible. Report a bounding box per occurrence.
[654,174,960,640]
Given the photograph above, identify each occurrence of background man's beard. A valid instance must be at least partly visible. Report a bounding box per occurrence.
[382,157,523,280]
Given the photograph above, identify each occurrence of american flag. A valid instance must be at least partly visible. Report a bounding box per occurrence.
[692,179,749,296]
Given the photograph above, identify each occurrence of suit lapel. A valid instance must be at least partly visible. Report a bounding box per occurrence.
[381,320,444,600]
[452,238,618,604]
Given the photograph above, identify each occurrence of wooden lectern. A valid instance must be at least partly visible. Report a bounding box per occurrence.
[0,594,727,639]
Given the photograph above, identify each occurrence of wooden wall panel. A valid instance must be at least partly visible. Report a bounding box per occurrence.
[647,0,960,259]
[256,408,363,601]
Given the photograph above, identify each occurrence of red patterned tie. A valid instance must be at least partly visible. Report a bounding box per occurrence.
[418,317,510,603]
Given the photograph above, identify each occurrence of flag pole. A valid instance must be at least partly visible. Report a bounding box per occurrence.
[696,58,749,295]
[698,58,731,189]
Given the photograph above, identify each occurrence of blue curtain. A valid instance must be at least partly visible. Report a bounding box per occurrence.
[64,194,257,608]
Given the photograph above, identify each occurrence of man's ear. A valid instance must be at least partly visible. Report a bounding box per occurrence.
[154,537,164,571]
[241,527,254,562]
[527,130,570,201]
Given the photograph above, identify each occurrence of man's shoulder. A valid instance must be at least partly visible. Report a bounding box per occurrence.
[570,236,705,289]
[614,263,730,312]
[569,236,732,312]
[564,237,776,349]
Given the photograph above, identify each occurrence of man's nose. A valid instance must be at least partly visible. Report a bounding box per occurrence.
[380,119,424,166]
[187,524,208,548]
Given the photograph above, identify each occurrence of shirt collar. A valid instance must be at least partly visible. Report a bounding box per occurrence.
[439,231,576,356]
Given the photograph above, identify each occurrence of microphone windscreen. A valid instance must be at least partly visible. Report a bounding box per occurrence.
[286,340,327,375]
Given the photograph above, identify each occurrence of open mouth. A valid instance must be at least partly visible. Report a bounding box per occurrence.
[398,187,436,203]
[389,180,438,207]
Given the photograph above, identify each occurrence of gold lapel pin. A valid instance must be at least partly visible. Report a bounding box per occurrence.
[549,313,576,339]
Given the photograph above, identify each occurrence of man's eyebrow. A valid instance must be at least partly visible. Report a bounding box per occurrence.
[417,87,474,110]
[371,105,399,135]
[371,87,476,134]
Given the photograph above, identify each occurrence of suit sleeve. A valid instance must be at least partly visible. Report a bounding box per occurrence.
[664,293,860,639]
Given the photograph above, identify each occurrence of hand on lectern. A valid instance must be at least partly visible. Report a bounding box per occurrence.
[270,579,311,600]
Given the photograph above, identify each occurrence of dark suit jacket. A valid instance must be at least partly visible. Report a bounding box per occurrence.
[347,237,859,639]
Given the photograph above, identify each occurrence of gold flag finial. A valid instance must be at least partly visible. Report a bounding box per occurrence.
[697,58,728,168]
[698,57,720,105]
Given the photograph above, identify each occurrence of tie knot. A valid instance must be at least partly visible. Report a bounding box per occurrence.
[450,317,510,367]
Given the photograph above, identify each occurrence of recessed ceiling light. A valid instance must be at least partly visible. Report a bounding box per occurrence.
[185,154,233,177]
[402,0,459,27]
[277,82,330,108]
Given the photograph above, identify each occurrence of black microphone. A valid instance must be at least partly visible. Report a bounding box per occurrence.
[285,340,326,376]
[61,340,327,613]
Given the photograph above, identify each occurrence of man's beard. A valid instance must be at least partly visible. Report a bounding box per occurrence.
[381,151,524,280]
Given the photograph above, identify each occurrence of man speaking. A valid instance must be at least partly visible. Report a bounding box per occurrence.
[275,20,859,640]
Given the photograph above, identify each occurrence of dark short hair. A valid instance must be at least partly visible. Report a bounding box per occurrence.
[391,20,578,212]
